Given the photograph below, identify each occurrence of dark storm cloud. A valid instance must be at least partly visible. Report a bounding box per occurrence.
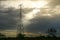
[51,14,60,35]
[0,7,18,30]
[26,17,51,33]
[26,14,60,35]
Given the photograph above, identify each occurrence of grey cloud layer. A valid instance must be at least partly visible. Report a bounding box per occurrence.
[0,5,33,30]
[26,14,60,35]
[0,7,17,30]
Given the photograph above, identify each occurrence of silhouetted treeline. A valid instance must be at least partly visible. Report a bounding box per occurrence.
[0,33,60,40]
[0,36,60,40]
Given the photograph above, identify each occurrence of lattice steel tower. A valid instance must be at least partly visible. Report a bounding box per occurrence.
[17,4,24,40]
[19,4,24,34]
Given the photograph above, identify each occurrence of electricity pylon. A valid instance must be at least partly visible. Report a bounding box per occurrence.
[19,4,24,34]
[17,4,24,40]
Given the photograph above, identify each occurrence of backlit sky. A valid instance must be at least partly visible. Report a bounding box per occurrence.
[0,0,60,37]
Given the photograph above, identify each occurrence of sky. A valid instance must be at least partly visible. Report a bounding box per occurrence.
[0,0,60,37]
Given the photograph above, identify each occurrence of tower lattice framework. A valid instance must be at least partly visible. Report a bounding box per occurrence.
[17,4,24,35]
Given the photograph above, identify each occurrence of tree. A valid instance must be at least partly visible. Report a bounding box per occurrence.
[47,27,57,37]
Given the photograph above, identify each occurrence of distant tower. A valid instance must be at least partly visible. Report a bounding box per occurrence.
[17,4,24,40]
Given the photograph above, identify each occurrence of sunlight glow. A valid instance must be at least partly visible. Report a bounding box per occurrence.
[25,8,40,20]
[22,1,47,8]
[2,0,47,8]
[42,14,52,17]
[32,9,40,14]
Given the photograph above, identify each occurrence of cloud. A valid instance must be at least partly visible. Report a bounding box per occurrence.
[48,0,60,8]
[0,0,18,1]
[25,17,51,32]
[0,6,18,30]
[0,0,7,1]
[25,14,60,35]
[0,4,34,30]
